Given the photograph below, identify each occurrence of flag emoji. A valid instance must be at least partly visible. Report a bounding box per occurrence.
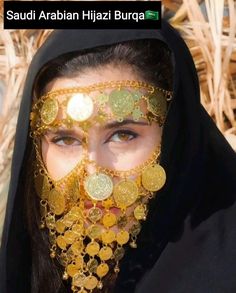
[145,10,159,20]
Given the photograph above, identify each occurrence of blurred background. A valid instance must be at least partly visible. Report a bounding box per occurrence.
[0,0,235,241]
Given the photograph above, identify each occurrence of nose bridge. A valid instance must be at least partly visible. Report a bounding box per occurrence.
[83,139,100,174]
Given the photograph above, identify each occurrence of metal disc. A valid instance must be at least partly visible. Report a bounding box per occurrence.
[67,93,94,122]
[142,164,166,191]
[109,89,134,118]
[48,188,66,215]
[147,90,167,118]
[40,98,59,125]
[113,180,139,208]
[84,173,113,201]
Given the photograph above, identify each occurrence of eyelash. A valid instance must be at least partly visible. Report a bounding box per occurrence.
[51,130,138,147]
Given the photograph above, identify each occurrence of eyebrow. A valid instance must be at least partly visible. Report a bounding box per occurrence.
[45,119,149,136]
[103,119,149,129]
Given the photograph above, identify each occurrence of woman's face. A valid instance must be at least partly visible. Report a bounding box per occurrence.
[41,64,162,181]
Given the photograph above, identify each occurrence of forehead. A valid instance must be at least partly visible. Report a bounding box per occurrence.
[45,64,140,92]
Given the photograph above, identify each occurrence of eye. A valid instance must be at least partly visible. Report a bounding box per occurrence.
[51,136,81,147]
[107,130,138,143]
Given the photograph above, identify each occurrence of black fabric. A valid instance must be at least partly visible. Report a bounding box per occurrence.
[1,20,236,293]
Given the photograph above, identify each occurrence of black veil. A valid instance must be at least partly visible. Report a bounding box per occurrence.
[1,21,236,293]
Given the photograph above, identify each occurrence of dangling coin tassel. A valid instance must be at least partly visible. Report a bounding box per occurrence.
[35,140,166,292]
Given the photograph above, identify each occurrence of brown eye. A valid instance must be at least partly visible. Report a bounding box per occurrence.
[52,136,81,146]
[109,130,138,143]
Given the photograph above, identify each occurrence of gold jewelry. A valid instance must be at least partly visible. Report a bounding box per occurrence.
[30,80,170,292]
[32,140,166,293]
[30,80,173,136]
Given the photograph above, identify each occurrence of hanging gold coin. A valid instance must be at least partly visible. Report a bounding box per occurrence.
[113,180,139,208]
[86,225,102,240]
[86,241,100,256]
[87,258,98,273]
[71,240,84,255]
[48,189,66,215]
[72,272,86,287]
[84,173,113,201]
[114,247,125,261]
[88,207,103,223]
[40,98,59,125]
[75,255,84,269]
[142,163,166,191]
[98,246,113,261]
[34,173,51,200]
[134,204,146,220]
[64,230,77,245]
[102,212,116,227]
[96,263,109,278]
[84,275,98,290]
[67,93,94,122]
[116,230,130,245]
[67,263,79,277]
[56,235,67,250]
[55,221,66,233]
[147,90,167,118]
[101,230,116,244]
[109,89,134,118]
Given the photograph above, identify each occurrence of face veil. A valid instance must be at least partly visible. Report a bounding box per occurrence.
[1,20,236,293]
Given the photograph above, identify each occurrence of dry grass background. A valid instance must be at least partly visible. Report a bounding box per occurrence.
[0,0,235,240]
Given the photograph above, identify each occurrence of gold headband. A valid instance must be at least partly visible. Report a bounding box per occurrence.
[30,80,173,135]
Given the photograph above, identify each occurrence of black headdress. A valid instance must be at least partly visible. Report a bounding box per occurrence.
[1,21,236,293]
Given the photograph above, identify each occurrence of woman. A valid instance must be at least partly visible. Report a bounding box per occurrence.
[1,21,236,293]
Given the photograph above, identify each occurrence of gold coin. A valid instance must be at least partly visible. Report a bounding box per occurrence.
[147,90,167,118]
[71,240,84,255]
[117,215,128,228]
[98,246,113,261]
[101,230,116,244]
[34,174,51,199]
[85,173,113,201]
[67,263,79,277]
[72,272,86,287]
[96,263,109,278]
[75,255,84,269]
[48,189,66,215]
[114,247,125,261]
[55,221,66,233]
[67,93,94,122]
[134,205,146,220]
[102,212,116,227]
[63,207,83,227]
[40,98,58,125]
[64,230,77,245]
[88,207,103,223]
[142,164,166,191]
[84,275,98,290]
[87,258,98,273]
[129,222,141,237]
[86,242,100,256]
[68,179,80,202]
[86,225,102,240]
[113,180,139,208]
[56,235,67,250]
[71,223,84,236]
[70,206,83,218]
[109,89,134,118]
[116,230,130,245]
